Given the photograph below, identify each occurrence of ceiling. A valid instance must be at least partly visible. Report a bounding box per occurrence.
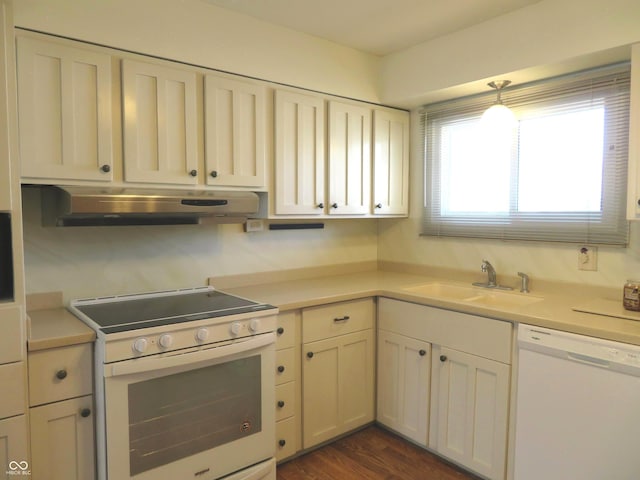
[200,0,541,56]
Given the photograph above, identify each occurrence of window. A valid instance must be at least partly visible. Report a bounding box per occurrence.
[422,65,630,245]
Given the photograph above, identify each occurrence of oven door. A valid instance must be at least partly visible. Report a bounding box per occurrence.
[101,333,275,480]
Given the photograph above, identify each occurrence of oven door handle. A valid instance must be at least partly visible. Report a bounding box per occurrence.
[106,332,275,378]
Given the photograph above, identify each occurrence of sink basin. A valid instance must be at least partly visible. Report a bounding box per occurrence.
[465,292,543,308]
[402,282,543,308]
[402,282,482,300]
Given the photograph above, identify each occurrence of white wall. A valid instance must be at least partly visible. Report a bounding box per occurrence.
[13,0,380,103]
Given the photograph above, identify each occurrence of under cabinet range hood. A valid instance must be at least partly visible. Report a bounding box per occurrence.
[40,186,260,226]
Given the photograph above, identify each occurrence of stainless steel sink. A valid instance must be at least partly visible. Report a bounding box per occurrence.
[402,282,543,308]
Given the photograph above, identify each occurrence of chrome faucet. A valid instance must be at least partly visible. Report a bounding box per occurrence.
[472,259,513,290]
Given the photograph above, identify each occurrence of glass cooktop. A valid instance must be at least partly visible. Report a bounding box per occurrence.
[71,288,276,334]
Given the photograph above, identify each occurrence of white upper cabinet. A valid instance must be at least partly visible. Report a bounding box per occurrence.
[627,43,640,219]
[17,36,113,182]
[372,108,409,216]
[122,59,198,185]
[274,90,325,215]
[327,101,371,215]
[204,75,266,188]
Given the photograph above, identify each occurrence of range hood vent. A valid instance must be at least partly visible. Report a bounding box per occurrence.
[40,186,260,227]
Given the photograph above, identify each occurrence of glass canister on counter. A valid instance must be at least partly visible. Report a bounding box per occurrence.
[623,280,640,311]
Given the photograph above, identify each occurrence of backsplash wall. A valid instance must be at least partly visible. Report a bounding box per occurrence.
[21,189,378,301]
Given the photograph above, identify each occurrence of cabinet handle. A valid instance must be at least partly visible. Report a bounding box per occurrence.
[331,203,338,209]
[277,365,285,373]
[307,351,314,359]
[55,369,68,380]
[100,164,111,173]
[419,349,427,356]
[333,315,350,322]
[80,408,91,418]
[277,400,285,408]
[277,327,284,335]
[317,203,324,209]
[637,198,640,206]
[440,355,447,362]
[279,439,286,447]
[210,170,218,178]
[189,169,198,177]
[375,203,382,209]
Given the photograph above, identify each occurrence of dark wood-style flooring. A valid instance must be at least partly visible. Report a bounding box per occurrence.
[276,426,482,480]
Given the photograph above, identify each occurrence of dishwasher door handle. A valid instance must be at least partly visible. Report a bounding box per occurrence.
[566,351,610,368]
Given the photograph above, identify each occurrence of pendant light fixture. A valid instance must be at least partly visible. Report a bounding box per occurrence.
[481,80,516,127]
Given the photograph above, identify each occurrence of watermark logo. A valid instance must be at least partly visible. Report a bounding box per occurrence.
[6,460,30,476]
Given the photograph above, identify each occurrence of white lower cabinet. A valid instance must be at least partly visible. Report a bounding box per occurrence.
[302,299,375,449]
[29,395,95,480]
[376,330,430,446]
[377,298,512,480]
[434,346,510,480]
[0,415,28,480]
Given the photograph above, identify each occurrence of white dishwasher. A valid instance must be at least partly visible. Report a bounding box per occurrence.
[513,324,640,480]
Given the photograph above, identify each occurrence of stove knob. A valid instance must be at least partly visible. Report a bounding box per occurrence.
[158,334,173,349]
[195,328,209,343]
[249,319,261,332]
[132,338,148,354]
[230,322,242,336]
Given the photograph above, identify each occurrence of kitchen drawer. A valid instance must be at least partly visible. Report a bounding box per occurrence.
[275,347,295,385]
[275,416,298,462]
[276,311,297,350]
[0,306,23,364]
[275,381,295,422]
[28,343,93,407]
[302,298,374,343]
[0,361,26,418]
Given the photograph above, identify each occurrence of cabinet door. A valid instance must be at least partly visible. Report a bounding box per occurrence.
[204,75,266,187]
[327,101,371,215]
[436,346,509,480]
[30,395,95,480]
[302,329,374,448]
[122,59,198,185]
[274,90,325,215]
[372,109,409,215]
[17,36,113,182]
[377,330,430,446]
[0,415,28,480]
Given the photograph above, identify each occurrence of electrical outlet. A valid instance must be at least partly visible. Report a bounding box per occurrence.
[578,246,597,271]
[244,219,264,232]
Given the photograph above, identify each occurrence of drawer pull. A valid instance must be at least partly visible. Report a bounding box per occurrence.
[80,408,91,418]
[277,400,285,408]
[307,351,314,359]
[279,439,286,447]
[277,365,285,373]
[333,315,350,322]
[277,327,285,335]
[440,355,447,362]
[419,349,427,356]
[55,369,68,380]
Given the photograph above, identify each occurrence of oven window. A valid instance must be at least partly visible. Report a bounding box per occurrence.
[128,355,262,476]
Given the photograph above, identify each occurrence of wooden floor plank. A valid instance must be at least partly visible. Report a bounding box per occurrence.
[276,426,482,480]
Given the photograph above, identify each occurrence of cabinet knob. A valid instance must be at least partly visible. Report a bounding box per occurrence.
[210,170,218,178]
[55,369,68,380]
[331,203,338,209]
[317,203,324,209]
[440,355,447,362]
[307,351,314,359]
[189,169,198,177]
[100,164,111,173]
[277,400,285,408]
[375,203,382,209]
[80,408,91,418]
[333,315,350,322]
[277,365,285,373]
[277,327,284,335]
[419,349,427,356]
[279,439,286,447]
[637,198,640,206]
